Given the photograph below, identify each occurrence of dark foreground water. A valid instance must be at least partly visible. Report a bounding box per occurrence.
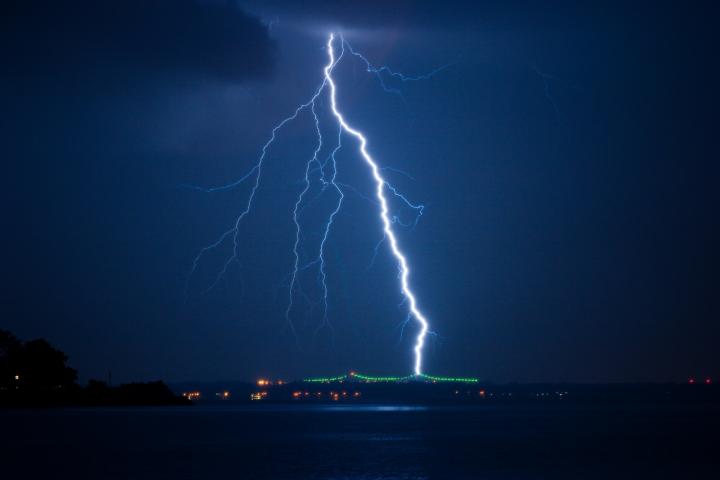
[2,403,718,479]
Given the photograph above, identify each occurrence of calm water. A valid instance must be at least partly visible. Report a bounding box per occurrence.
[2,403,717,479]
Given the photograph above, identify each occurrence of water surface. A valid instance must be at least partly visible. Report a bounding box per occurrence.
[2,403,717,479]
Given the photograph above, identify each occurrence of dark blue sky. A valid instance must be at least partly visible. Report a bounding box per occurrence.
[3,0,718,383]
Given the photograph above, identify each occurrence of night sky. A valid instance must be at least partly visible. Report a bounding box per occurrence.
[3,0,718,384]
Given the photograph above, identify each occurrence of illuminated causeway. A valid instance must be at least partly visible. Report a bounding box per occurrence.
[303,372,479,384]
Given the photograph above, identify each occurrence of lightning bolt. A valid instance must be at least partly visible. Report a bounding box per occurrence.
[315,125,344,332]
[324,33,430,375]
[185,32,440,376]
[184,79,327,304]
[285,101,324,335]
[344,39,452,100]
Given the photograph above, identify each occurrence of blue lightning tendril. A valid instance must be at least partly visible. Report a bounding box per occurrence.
[344,39,452,100]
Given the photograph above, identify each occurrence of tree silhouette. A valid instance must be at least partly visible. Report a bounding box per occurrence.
[0,329,20,357]
[1,329,188,406]
[0,329,22,389]
[15,339,78,391]
[0,330,77,392]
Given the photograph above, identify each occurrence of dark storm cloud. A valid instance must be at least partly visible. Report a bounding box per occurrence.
[242,0,607,31]
[2,0,275,84]
[243,0,483,29]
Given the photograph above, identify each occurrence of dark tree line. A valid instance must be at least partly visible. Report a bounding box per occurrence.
[0,329,78,393]
[0,329,188,406]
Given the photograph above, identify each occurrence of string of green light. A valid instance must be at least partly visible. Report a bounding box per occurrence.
[302,375,347,383]
[418,374,479,383]
[352,373,415,382]
[301,373,480,383]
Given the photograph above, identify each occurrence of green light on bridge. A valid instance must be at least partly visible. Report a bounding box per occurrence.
[301,372,479,384]
[302,375,347,383]
[418,374,479,383]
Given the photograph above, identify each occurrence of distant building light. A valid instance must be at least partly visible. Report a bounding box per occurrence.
[250,391,268,401]
[14,375,19,380]
[705,378,712,385]
[689,378,696,384]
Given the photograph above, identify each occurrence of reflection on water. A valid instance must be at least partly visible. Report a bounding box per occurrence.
[2,403,718,479]
[316,404,428,412]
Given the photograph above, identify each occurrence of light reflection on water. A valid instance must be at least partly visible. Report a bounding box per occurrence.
[2,403,717,479]
[325,476,428,480]
[152,403,432,414]
[315,405,428,412]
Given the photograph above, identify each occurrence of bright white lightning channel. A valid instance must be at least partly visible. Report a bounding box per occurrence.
[186,32,440,375]
[323,34,429,375]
